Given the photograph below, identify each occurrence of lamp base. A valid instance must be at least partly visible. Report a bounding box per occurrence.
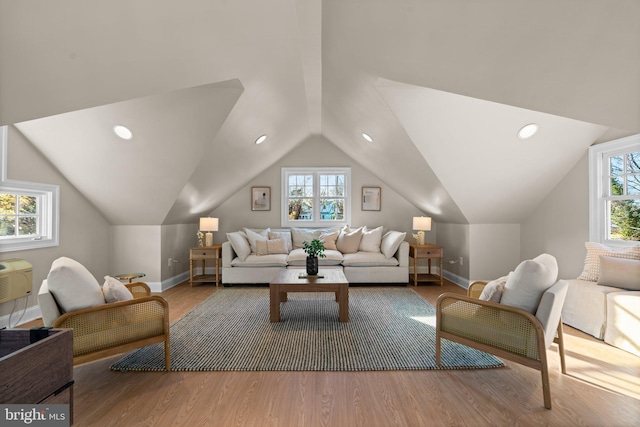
[415,231,425,246]
[205,232,213,247]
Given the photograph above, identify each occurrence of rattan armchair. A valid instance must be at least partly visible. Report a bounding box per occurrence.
[436,280,568,409]
[42,281,171,370]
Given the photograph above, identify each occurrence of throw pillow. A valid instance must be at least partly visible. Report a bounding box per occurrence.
[380,231,406,258]
[359,226,383,252]
[318,230,340,251]
[597,256,640,290]
[336,226,363,254]
[577,242,640,282]
[46,257,106,313]
[291,228,323,249]
[226,231,252,261]
[243,227,270,253]
[256,238,288,255]
[500,254,558,313]
[268,231,293,252]
[478,275,510,303]
[103,276,134,303]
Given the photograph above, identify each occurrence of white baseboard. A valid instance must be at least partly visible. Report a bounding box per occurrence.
[1,303,43,329]
[442,269,470,289]
[148,271,190,293]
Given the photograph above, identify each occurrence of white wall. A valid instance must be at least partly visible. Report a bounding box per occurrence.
[0,126,111,323]
[521,152,589,279]
[110,225,161,285]
[437,223,470,283]
[161,223,197,282]
[469,224,521,280]
[209,135,427,240]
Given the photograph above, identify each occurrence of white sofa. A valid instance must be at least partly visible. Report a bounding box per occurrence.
[561,243,640,357]
[221,227,409,285]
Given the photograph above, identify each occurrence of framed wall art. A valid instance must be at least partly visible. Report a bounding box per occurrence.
[251,186,271,211]
[362,186,381,211]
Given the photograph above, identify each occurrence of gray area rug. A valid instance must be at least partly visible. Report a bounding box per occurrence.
[111,287,504,372]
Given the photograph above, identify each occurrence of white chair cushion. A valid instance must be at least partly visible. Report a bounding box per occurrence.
[46,257,105,313]
[102,276,134,303]
[501,254,558,313]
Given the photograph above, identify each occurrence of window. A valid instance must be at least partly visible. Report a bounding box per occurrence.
[0,126,59,252]
[590,134,640,245]
[281,167,351,227]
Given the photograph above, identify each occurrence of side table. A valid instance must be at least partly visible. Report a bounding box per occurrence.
[190,245,222,287]
[409,243,444,286]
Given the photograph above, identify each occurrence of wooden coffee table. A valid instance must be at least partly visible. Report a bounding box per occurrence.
[270,269,349,322]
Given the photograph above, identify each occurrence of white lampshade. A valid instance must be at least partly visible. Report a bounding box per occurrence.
[199,217,219,232]
[412,216,432,231]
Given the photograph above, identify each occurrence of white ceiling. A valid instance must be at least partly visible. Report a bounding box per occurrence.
[1,0,639,225]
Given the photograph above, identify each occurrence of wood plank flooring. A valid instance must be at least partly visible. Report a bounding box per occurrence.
[21,281,640,426]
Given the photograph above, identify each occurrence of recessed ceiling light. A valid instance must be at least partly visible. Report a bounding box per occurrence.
[517,123,538,139]
[255,134,267,145]
[362,133,373,142]
[113,125,133,140]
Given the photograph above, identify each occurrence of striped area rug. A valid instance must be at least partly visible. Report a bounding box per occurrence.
[111,287,504,372]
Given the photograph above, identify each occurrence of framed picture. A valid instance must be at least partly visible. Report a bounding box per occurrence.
[362,186,381,211]
[251,186,271,211]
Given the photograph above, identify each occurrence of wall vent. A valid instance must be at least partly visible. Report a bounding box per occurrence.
[0,259,33,304]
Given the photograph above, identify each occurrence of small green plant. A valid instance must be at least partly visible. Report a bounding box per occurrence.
[303,239,326,258]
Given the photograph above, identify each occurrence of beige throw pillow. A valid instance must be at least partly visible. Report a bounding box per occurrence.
[478,274,510,303]
[243,228,270,253]
[336,227,363,254]
[256,238,288,255]
[318,230,340,250]
[597,256,640,290]
[359,226,383,252]
[103,276,134,303]
[268,231,293,252]
[577,242,640,282]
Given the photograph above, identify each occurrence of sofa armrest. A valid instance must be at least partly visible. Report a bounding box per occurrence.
[222,241,236,268]
[396,241,409,267]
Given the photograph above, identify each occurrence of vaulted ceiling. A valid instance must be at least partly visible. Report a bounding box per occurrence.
[1,0,638,225]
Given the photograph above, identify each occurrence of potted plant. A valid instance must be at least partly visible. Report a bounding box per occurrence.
[303,239,326,276]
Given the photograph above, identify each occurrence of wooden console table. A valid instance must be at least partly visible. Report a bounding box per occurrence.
[0,328,74,423]
[409,243,444,286]
[190,245,222,287]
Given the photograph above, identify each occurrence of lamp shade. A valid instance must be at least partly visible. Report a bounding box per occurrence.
[412,216,432,231]
[199,217,219,232]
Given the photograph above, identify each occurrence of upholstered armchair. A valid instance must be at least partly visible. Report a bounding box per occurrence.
[38,257,171,370]
[435,254,568,409]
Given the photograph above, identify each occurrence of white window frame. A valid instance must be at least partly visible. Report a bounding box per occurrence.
[281,167,351,228]
[589,133,640,246]
[1,126,59,252]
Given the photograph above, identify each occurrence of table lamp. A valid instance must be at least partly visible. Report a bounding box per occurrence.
[200,217,219,247]
[412,216,432,245]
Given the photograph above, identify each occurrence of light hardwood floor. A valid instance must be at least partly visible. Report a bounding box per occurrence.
[22,281,640,426]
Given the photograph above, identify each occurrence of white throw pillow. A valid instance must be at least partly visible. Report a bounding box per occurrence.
[478,274,510,303]
[318,230,340,251]
[103,276,134,303]
[46,257,106,313]
[291,228,323,249]
[336,226,363,254]
[380,231,406,258]
[597,256,640,290]
[359,226,383,252]
[226,231,252,261]
[500,254,558,313]
[243,228,270,253]
[577,241,640,282]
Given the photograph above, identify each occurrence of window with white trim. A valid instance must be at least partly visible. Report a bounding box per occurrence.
[0,126,59,252]
[281,167,351,228]
[589,134,640,245]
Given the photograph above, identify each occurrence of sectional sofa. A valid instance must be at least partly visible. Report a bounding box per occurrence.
[221,226,409,285]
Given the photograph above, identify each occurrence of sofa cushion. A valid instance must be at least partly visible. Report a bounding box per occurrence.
[500,254,558,313]
[227,231,252,261]
[230,253,288,267]
[256,238,288,255]
[268,231,293,252]
[47,257,106,313]
[342,251,399,267]
[359,226,383,253]
[286,248,344,266]
[102,276,134,303]
[243,227,270,253]
[597,256,640,290]
[577,241,640,282]
[318,230,340,250]
[337,226,363,254]
[380,231,406,258]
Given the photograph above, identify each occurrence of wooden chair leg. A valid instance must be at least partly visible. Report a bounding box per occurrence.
[555,319,567,375]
